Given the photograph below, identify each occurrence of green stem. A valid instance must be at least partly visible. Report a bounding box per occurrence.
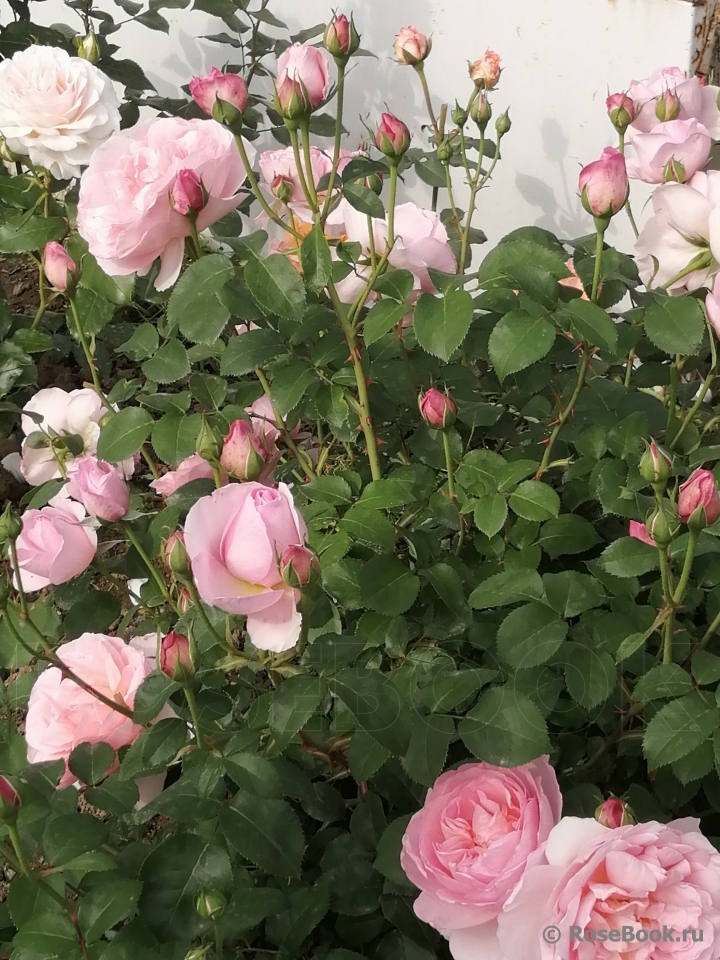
[7,824,30,876]
[671,318,717,450]
[415,63,440,138]
[458,139,499,272]
[9,542,28,619]
[141,445,160,480]
[211,463,224,489]
[320,63,345,225]
[590,223,606,302]
[121,521,178,612]
[658,547,673,604]
[442,431,456,502]
[233,134,300,238]
[189,219,203,260]
[536,347,591,477]
[700,607,720,649]
[666,356,681,434]
[661,260,708,291]
[185,578,226,646]
[625,200,639,239]
[367,215,377,269]
[444,162,461,239]
[387,165,399,250]
[214,916,224,959]
[300,120,319,209]
[288,127,317,212]
[624,350,635,388]
[69,296,107,405]
[672,526,700,606]
[255,368,316,479]
[31,262,48,331]
[183,685,208,751]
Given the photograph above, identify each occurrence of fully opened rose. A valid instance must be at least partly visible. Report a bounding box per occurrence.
[77,117,256,290]
[184,482,308,651]
[13,492,97,591]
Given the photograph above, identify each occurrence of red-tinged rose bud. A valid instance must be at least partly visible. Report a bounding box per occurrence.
[324,13,360,60]
[271,173,295,203]
[170,169,205,216]
[281,543,319,588]
[43,242,76,292]
[638,440,672,486]
[595,797,635,828]
[606,92,635,133]
[678,467,720,529]
[375,113,410,162]
[469,50,501,89]
[219,420,267,481]
[419,388,457,430]
[655,88,681,122]
[189,67,248,118]
[578,147,628,220]
[164,531,190,576]
[0,776,20,821]
[160,631,194,684]
[178,587,192,613]
[393,25,431,66]
[274,43,330,120]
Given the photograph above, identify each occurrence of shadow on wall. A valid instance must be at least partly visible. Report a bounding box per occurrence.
[516,119,585,242]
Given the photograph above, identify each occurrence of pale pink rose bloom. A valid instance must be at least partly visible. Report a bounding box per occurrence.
[0,45,119,180]
[393,26,431,65]
[706,273,720,336]
[25,633,165,794]
[496,816,720,960]
[678,467,720,524]
[184,482,308,651]
[401,758,562,960]
[13,493,97,591]
[246,394,282,445]
[626,118,712,184]
[635,170,720,292]
[628,66,720,137]
[77,117,256,291]
[43,242,76,292]
[188,66,248,116]
[65,455,130,521]
[578,147,628,217]
[150,453,221,497]
[469,50,502,89]
[628,519,654,545]
[275,43,330,111]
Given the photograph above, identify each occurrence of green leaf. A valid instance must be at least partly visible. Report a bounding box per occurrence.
[359,556,420,615]
[0,214,65,253]
[343,182,385,218]
[303,475,352,505]
[84,774,139,816]
[644,294,705,357]
[151,412,201,466]
[421,562,467,614]
[536,515,601,558]
[270,359,316,416]
[496,602,568,669]
[269,675,324,746]
[459,686,550,766]
[97,407,153,462]
[63,590,121,640]
[139,834,233,941]
[373,270,414,301]
[300,224,333,294]
[12,911,78,960]
[543,571,605,618]
[79,878,142,944]
[414,289,474,362]
[339,506,396,551]
[644,693,720,768]
[417,667,497,713]
[244,252,306,320]
[564,644,616,709]
[43,813,109,866]
[456,448,506,494]
[220,794,305,877]
[615,630,653,662]
[68,742,116,786]
[304,633,366,675]
[118,323,158,361]
[559,299,618,353]
[73,287,116,336]
[634,664,694,702]
[119,717,186,779]
[220,327,285,376]
[401,715,453,786]
[488,310,556,380]
[374,816,413,886]
[331,668,411,756]
[469,569,544,609]
[167,254,233,343]
[79,250,135,305]
[473,493,508,537]
[599,537,659,577]
[508,480,560,521]
[141,339,190,383]
[133,671,180,724]
[478,237,570,289]
[363,299,408,346]
[692,650,720,685]
[189,372,227,410]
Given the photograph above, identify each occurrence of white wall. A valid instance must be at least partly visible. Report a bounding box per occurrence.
[5,0,702,253]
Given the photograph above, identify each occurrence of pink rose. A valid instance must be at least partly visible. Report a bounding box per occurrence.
[626,118,712,184]
[635,171,720,292]
[170,168,205,216]
[220,420,267,481]
[246,394,282,445]
[469,50,502,89]
[595,797,635,828]
[184,482,308,651]
[65,455,130,521]
[496,816,720,960]
[26,633,155,789]
[419,388,457,429]
[707,274,720,337]
[627,66,720,137]
[400,758,562,960]
[280,544,319,587]
[606,93,635,131]
[629,520,654,546]
[324,14,358,58]
[275,43,330,115]
[678,467,720,526]
[375,113,411,159]
[578,147,628,218]
[150,453,223,497]
[189,66,248,117]
[394,26,431,66]
[13,492,97,591]
[159,631,194,682]
[43,242,76,292]
[77,117,255,291]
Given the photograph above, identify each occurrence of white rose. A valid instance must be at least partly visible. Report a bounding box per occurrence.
[0,45,120,180]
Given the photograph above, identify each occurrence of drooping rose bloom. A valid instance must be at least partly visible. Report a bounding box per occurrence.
[13,492,97,591]
[626,118,712,184]
[627,66,720,137]
[150,453,222,497]
[43,243,76,292]
[578,147,628,218]
[77,117,256,290]
[634,170,720,292]
[678,467,720,525]
[496,816,720,960]
[25,633,165,795]
[0,45,119,180]
[401,758,562,960]
[184,483,308,651]
[393,26,431,65]
[65,455,130,521]
[275,42,330,114]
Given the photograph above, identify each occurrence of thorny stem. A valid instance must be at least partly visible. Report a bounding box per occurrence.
[183,685,208,751]
[536,347,591,477]
[289,127,317,212]
[458,138,500,272]
[665,526,700,664]
[233,134,300,239]
[415,63,440,138]
[31,262,48,331]
[69,296,107,405]
[121,521,179,613]
[184,577,226,647]
[442,431,457,502]
[255,367,316,479]
[320,62,346,225]
[590,224,606,303]
[300,119,319,209]
[670,319,717,451]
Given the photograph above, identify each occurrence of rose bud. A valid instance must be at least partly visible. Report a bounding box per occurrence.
[638,440,672,486]
[495,110,511,138]
[393,26,431,66]
[271,173,295,203]
[606,92,635,133]
[189,66,248,119]
[470,94,492,131]
[324,13,360,60]
[578,146,628,220]
[195,418,223,462]
[65,456,130,522]
[196,891,226,921]
[274,43,330,119]
[164,531,190,576]
[74,30,100,64]
[43,242,76,292]
[451,102,469,127]
[419,388,457,430]
[0,503,22,544]
[375,113,411,161]
[678,467,720,529]
[281,543,319,588]
[645,506,672,548]
[160,631,194,684]
[469,50,501,89]
[0,776,20,821]
[178,587,192,613]
[655,88,681,122]
[364,172,383,195]
[170,169,204,216]
[595,797,636,828]
[219,420,267,481]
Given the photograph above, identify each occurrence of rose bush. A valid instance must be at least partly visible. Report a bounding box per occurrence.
[2,6,720,960]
